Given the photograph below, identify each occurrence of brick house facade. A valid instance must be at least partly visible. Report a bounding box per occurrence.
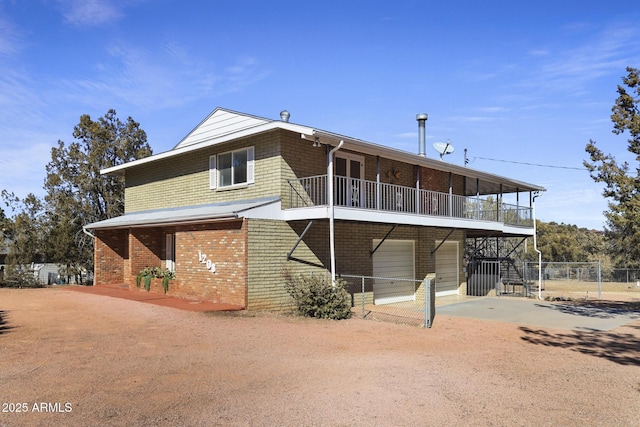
[85,108,544,310]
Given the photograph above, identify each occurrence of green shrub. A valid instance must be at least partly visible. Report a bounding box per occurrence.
[136,267,176,294]
[0,267,43,288]
[283,270,352,320]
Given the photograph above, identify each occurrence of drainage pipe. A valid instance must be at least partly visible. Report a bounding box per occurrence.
[82,226,95,239]
[328,140,344,284]
[532,192,543,299]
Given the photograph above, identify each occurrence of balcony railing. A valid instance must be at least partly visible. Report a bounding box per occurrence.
[287,175,533,227]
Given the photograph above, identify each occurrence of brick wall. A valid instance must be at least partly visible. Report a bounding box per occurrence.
[93,218,464,310]
[247,219,327,311]
[172,220,247,307]
[94,229,128,285]
[128,228,163,285]
[94,222,248,306]
[124,131,283,213]
[246,218,465,310]
[280,132,328,208]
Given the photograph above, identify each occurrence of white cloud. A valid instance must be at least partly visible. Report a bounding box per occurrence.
[56,0,123,27]
[54,42,268,111]
[535,177,607,230]
[529,23,639,94]
[0,12,23,56]
[477,106,508,113]
[448,115,499,123]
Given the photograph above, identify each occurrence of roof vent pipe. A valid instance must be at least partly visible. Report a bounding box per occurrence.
[416,113,428,157]
[280,110,290,122]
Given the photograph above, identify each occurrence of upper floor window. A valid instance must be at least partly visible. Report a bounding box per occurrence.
[210,146,254,189]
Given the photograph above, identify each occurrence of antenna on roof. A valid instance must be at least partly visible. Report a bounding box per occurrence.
[433,140,454,160]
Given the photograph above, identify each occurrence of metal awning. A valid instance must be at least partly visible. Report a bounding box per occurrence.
[84,197,280,230]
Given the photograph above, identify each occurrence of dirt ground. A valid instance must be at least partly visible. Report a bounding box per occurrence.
[1,287,639,427]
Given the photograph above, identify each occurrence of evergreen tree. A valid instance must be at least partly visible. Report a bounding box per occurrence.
[0,191,45,266]
[585,67,640,267]
[43,110,152,280]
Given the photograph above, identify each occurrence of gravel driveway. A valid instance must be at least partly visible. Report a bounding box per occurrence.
[1,288,639,426]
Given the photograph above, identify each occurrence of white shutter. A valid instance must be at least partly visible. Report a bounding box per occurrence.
[246,146,255,184]
[372,240,416,304]
[209,155,217,189]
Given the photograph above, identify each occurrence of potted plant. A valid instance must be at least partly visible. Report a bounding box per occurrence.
[136,267,176,294]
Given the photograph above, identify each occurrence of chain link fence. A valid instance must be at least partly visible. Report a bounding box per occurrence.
[523,262,640,300]
[339,274,435,328]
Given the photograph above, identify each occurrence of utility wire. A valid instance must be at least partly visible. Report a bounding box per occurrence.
[472,155,588,171]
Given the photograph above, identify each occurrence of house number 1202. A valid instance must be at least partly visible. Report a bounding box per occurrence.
[198,250,216,273]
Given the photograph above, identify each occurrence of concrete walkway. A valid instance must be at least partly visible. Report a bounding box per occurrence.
[436,297,640,331]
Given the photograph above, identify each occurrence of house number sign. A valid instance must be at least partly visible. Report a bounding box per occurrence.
[198,250,216,273]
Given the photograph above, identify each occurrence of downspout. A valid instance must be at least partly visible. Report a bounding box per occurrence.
[82,226,96,287]
[532,191,543,299]
[82,226,95,239]
[328,140,344,284]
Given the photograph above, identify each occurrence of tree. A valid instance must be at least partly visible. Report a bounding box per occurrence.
[585,67,640,267]
[527,221,608,263]
[43,110,152,280]
[0,191,45,266]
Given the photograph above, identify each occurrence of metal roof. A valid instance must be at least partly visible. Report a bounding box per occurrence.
[100,107,545,196]
[309,129,545,195]
[84,197,280,231]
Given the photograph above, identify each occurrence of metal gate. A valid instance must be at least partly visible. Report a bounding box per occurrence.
[467,260,500,296]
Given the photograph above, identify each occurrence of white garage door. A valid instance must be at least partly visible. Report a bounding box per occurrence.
[372,239,416,305]
[435,241,459,296]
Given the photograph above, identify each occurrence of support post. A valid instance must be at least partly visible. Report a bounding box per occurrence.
[361,275,365,319]
[598,260,602,299]
[328,140,344,285]
[424,275,435,328]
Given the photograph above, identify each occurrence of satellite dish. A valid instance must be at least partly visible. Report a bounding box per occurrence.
[433,140,454,160]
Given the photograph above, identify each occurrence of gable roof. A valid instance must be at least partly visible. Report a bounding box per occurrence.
[101,108,315,176]
[101,107,545,195]
[173,108,270,150]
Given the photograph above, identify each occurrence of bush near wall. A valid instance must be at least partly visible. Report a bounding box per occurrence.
[283,270,352,320]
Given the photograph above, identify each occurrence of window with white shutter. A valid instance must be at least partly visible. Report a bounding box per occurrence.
[210,146,254,189]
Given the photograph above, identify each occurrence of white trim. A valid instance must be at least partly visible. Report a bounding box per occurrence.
[209,155,217,189]
[85,197,281,230]
[246,146,255,184]
[281,206,536,236]
[328,140,344,284]
[335,151,365,207]
[312,130,545,194]
[335,151,365,173]
[213,146,254,189]
[100,108,543,195]
[102,120,315,176]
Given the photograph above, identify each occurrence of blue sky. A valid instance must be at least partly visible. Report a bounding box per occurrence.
[1,0,639,230]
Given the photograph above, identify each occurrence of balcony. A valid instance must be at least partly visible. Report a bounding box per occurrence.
[287,175,533,228]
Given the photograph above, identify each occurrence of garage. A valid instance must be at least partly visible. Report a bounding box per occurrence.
[435,241,459,296]
[372,239,416,304]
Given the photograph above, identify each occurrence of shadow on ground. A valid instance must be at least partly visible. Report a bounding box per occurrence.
[534,300,640,320]
[0,310,12,335]
[520,323,640,366]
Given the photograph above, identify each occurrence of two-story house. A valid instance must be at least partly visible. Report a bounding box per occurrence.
[84,108,545,310]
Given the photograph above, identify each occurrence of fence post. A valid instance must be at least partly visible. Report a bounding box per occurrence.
[598,260,602,299]
[424,276,435,328]
[361,275,365,319]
